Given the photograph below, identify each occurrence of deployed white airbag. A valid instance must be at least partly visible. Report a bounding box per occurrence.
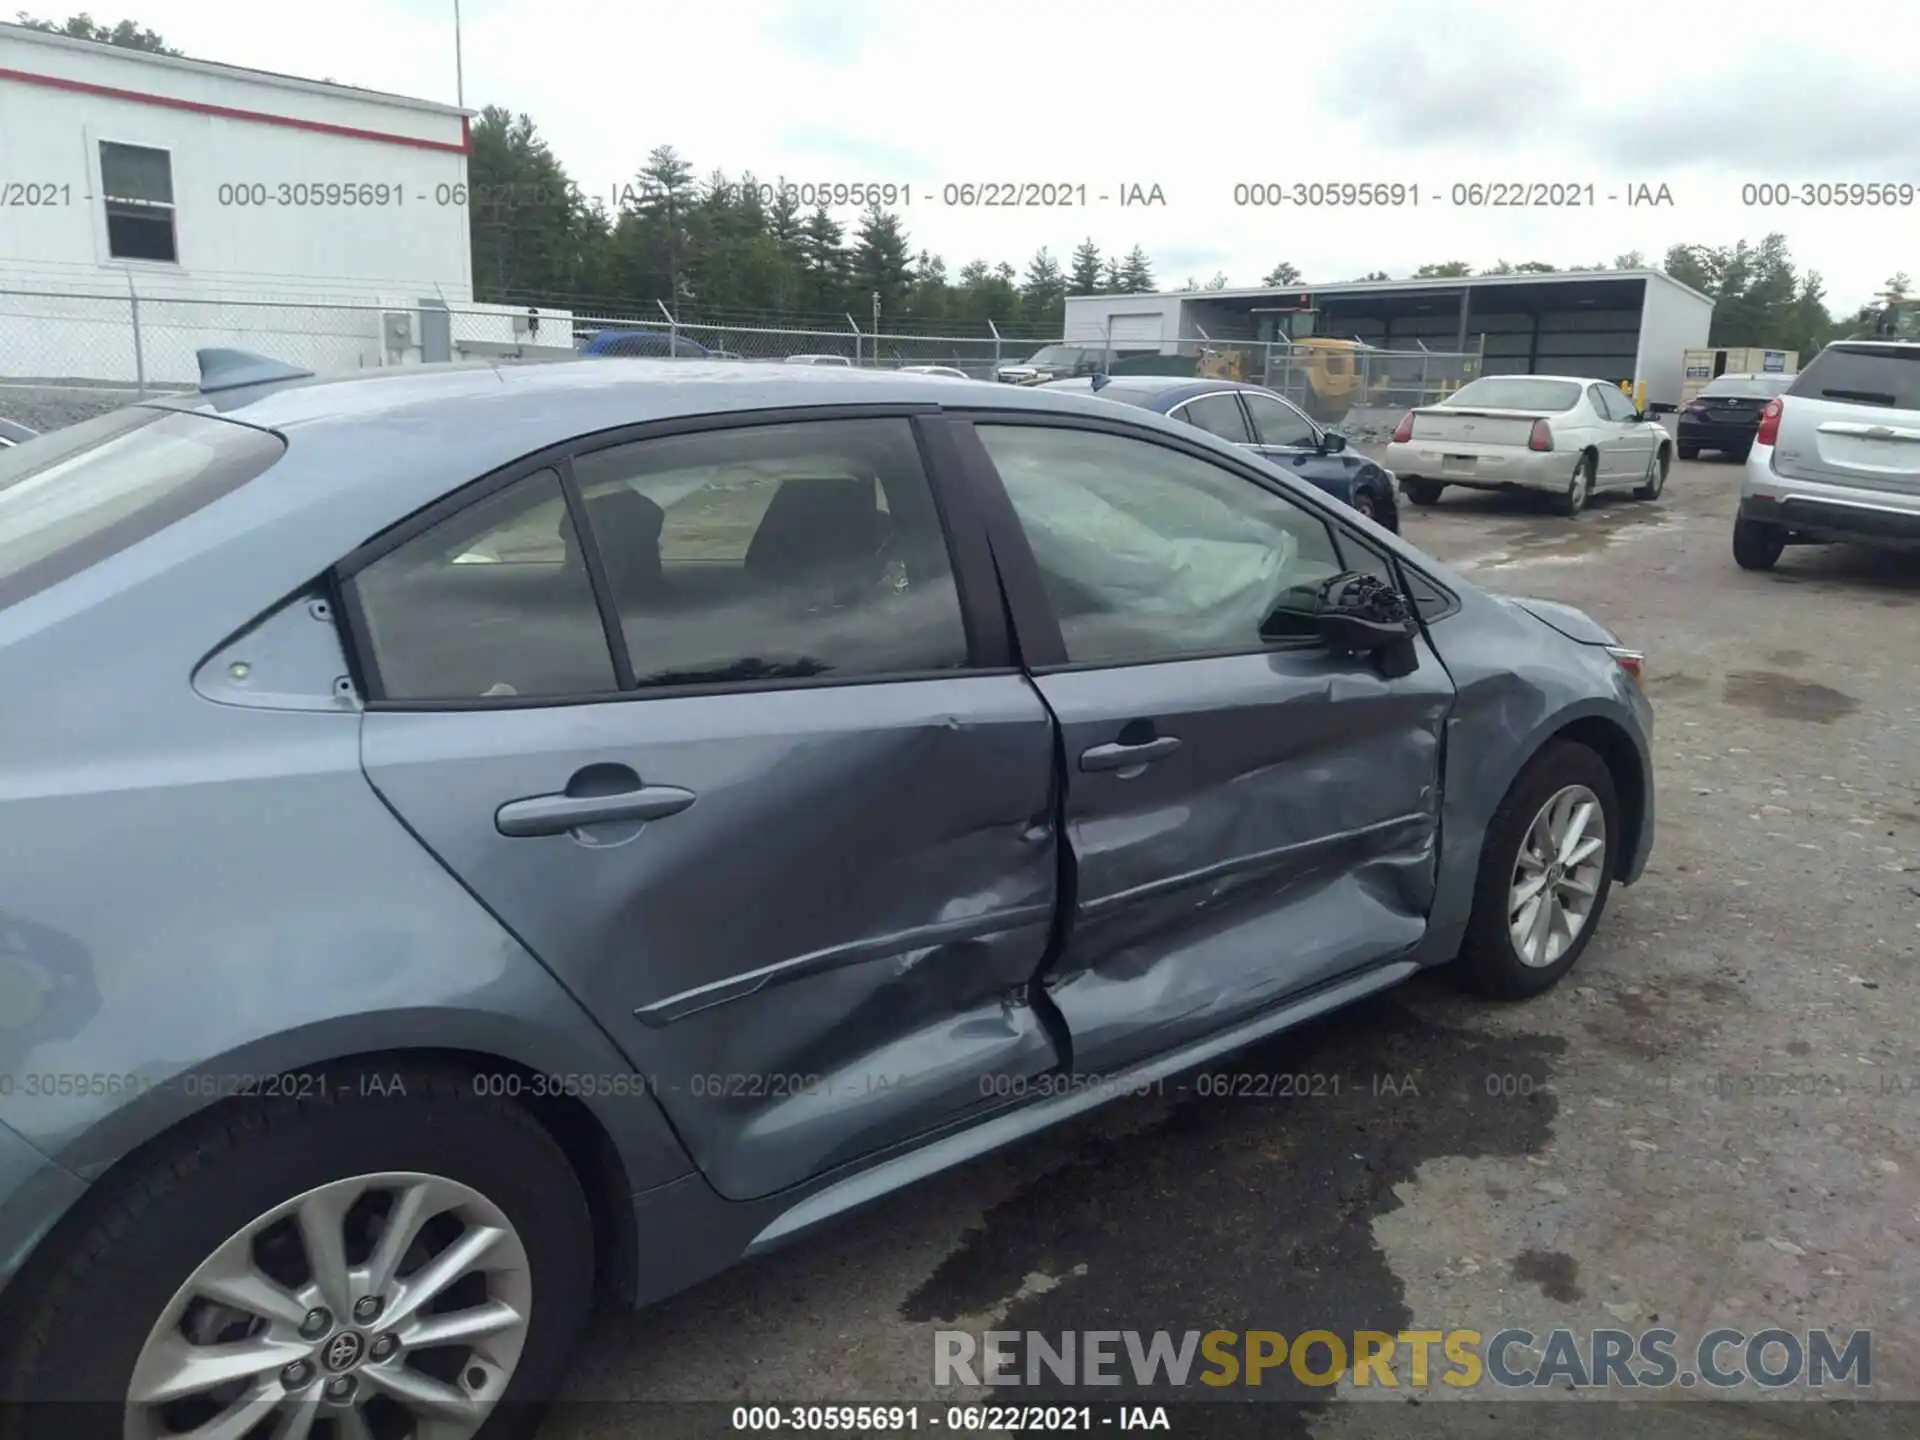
[994,451,1298,651]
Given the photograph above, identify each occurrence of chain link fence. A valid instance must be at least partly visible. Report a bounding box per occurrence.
[0,286,1045,393]
[1130,334,1484,417]
[0,286,1481,436]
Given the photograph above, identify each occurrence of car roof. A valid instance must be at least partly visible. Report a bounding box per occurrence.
[1459,374,1595,385]
[149,356,1144,443]
[1041,375,1274,410]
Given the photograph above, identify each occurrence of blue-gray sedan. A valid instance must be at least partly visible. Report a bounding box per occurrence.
[0,354,1653,1438]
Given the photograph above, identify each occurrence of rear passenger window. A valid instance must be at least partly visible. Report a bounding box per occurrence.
[569,418,970,689]
[352,469,617,702]
[1174,394,1252,443]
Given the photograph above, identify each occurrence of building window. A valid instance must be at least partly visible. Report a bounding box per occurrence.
[99,142,177,262]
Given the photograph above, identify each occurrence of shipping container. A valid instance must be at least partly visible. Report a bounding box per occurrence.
[1681,347,1797,404]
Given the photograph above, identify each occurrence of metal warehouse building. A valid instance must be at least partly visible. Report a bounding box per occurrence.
[1064,269,1715,408]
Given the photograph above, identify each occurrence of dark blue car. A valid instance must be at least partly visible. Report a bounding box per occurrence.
[580,328,713,358]
[1044,375,1400,531]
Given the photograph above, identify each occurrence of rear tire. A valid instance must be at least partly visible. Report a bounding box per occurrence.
[1556,453,1595,517]
[1728,443,1753,463]
[0,1065,595,1440]
[1677,443,1699,460]
[1633,445,1669,500]
[1405,480,1445,506]
[1732,517,1787,571]
[1455,740,1620,1000]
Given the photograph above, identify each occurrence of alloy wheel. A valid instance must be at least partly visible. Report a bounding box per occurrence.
[124,1172,532,1440]
[1507,783,1607,968]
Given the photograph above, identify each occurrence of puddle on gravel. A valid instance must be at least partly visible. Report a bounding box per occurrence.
[900,989,1565,1433]
[1720,670,1860,724]
[1453,506,1682,574]
[1511,1247,1584,1302]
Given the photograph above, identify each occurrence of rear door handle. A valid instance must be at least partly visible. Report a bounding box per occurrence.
[1080,735,1182,772]
[495,785,696,837]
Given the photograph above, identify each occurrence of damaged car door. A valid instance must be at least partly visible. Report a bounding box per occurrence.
[958,418,1454,1075]
[345,414,1063,1201]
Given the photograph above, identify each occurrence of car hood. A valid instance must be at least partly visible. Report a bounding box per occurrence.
[1495,594,1619,646]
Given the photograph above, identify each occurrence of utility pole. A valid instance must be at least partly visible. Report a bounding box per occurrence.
[453,0,465,108]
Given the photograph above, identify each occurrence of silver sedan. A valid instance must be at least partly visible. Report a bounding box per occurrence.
[1385,374,1674,517]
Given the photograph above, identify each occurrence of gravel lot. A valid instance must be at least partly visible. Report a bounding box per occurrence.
[538,456,1920,1437]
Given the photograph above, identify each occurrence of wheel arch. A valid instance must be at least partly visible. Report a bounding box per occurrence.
[0,1044,654,1332]
[1538,713,1650,883]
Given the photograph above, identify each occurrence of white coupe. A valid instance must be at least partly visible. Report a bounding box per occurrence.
[1384,375,1674,517]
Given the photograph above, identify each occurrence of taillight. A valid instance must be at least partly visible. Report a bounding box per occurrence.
[1391,411,1414,443]
[1755,397,1783,446]
[1528,419,1553,452]
[1684,399,1709,412]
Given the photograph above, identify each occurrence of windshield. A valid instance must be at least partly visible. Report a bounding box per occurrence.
[1444,377,1583,411]
[1025,346,1092,367]
[1786,345,1920,411]
[0,407,285,611]
[1700,376,1791,399]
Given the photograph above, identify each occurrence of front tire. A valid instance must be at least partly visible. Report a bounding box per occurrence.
[1732,516,1787,571]
[1455,740,1621,999]
[0,1066,595,1440]
[1676,443,1699,460]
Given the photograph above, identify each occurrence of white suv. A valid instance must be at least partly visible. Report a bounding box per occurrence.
[1733,340,1920,570]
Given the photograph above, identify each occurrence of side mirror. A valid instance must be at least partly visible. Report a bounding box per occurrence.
[1319,431,1348,453]
[1313,572,1418,654]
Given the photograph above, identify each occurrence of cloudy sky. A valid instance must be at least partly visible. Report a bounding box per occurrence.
[110,0,1914,309]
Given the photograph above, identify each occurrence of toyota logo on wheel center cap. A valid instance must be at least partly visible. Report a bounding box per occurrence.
[322,1331,366,1372]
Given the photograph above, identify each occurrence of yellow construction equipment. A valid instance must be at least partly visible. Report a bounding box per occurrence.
[1194,348,1245,381]
[1288,337,1368,424]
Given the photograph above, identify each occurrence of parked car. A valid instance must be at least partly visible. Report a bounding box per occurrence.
[1044,373,1403,529]
[898,365,971,379]
[783,353,852,366]
[579,329,712,359]
[1732,338,1920,570]
[1677,373,1792,461]
[1384,375,1674,517]
[0,352,1653,1439]
[0,418,33,448]
[995,344,1107,385]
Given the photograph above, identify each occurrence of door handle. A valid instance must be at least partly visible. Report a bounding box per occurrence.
[495,785,696,837]
[1080,735,1182,773]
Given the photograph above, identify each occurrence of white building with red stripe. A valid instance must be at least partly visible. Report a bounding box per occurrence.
[0,22,561,386]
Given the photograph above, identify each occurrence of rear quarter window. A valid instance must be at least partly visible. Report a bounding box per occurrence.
[1786,346,1920,412]
[0,407,285,611]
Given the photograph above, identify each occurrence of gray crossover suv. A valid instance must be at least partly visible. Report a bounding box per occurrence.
[0,356,1653,1438]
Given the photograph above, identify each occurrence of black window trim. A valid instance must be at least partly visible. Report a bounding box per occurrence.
[947,407,1386,676]
[334,403,1012,712]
